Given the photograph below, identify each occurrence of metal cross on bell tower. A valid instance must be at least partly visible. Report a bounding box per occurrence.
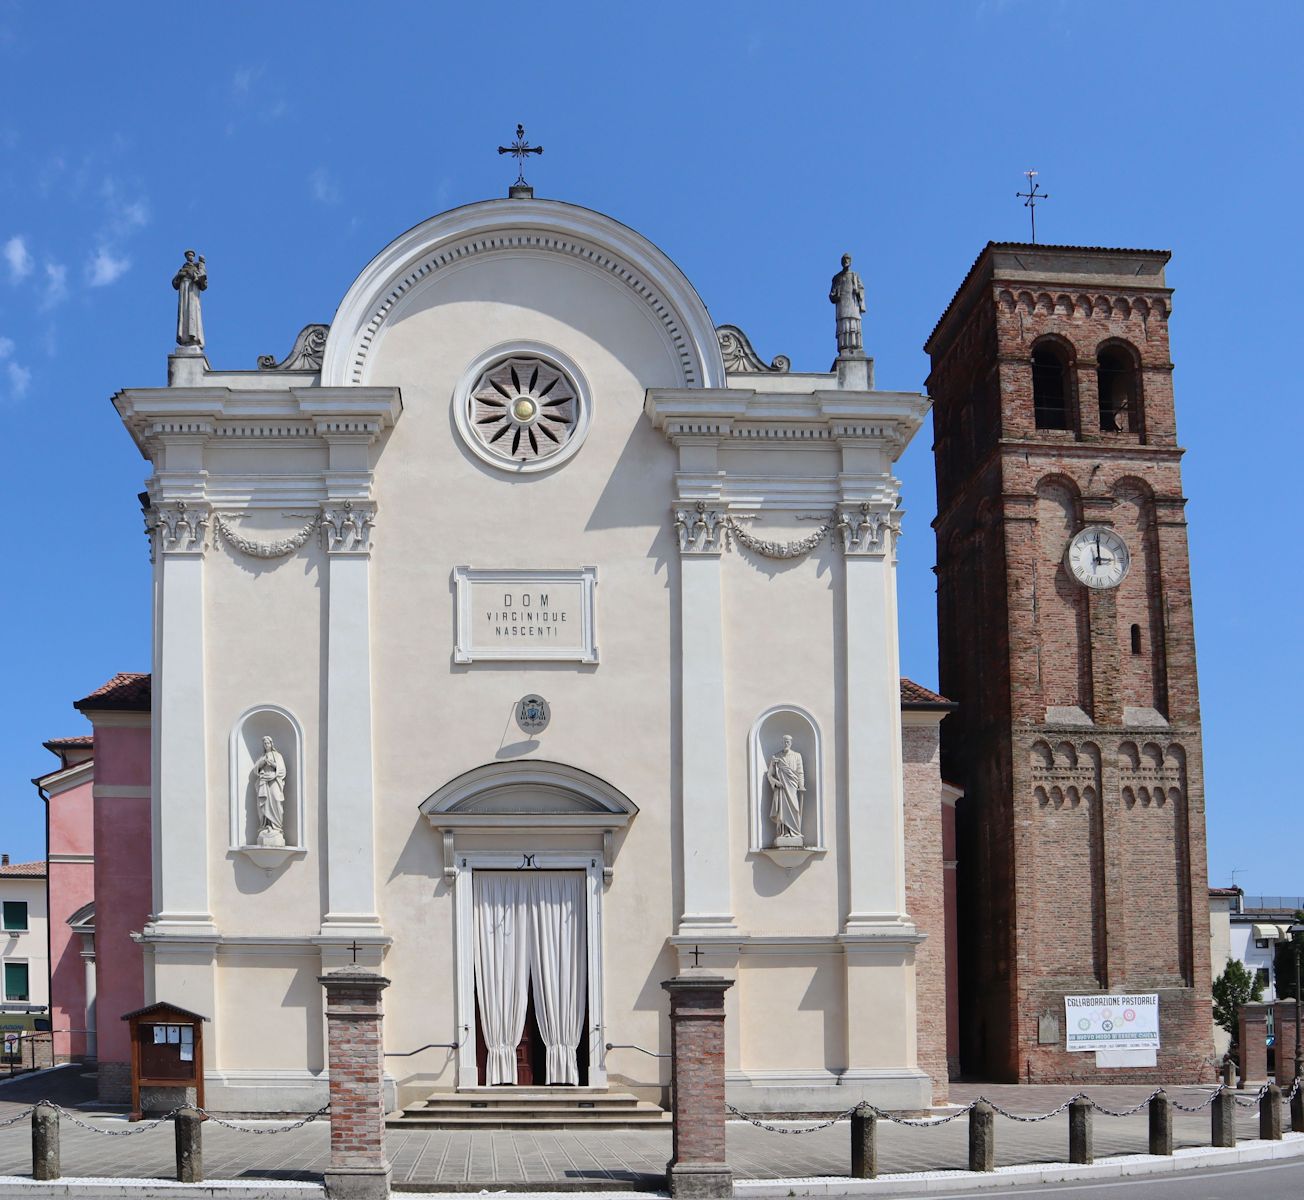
[498,124,543,198]
[1016,169,1050,243]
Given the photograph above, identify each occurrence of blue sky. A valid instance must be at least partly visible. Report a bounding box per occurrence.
[0,2,1299,892]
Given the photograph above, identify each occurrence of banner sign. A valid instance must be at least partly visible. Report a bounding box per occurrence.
[1064,994,1160,1052]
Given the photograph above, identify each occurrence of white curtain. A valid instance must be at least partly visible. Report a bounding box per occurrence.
[527,872,588,1086]
[473,872,531,1085]
[473,870,588,1086]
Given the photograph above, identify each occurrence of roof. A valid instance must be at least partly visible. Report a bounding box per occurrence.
[1209,886,1242,898]
[0,860,46,878]
[925,240,1172,353]
[900,678,955,710]
[121,1001,209,1023]
[43,735,93,750]
[74,672,151,713]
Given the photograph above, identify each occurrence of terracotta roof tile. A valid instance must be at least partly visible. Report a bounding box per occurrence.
[0,860,46,878]
[74,672,151,712]
[900,678,955,708]
[43,735,93,750]
[1208,886,1242,897]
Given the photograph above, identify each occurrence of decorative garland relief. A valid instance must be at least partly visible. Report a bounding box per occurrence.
[213,512,320,560]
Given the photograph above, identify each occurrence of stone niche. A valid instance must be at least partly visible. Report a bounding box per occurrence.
[747,705,825,867]
[228,704,306,870]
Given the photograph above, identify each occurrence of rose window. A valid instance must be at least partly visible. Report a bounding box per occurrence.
[468,356,578,465]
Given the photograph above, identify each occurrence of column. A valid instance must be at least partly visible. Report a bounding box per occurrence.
[321,500,382,939]
[320,966,391,1199]
[674,502,735,937]
[662,973,733,1198]
[151,498,214,932]
[1239,1002,1269,1084]
[78,935,97,1062]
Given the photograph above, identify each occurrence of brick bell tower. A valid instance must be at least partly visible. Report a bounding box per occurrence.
[925,243,1213,1083]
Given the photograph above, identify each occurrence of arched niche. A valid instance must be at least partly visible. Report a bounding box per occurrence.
[748,705,825,866]
[228,704,306,869]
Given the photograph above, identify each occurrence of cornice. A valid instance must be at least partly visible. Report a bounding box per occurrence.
[113,386,403,456]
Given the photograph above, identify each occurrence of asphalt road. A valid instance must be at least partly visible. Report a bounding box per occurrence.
[874,1158,1304,1199]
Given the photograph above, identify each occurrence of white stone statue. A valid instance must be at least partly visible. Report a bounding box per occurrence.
[172,250,207,349]
[766,735,806,847]
[829,252,865,358]
[253,735,287,848]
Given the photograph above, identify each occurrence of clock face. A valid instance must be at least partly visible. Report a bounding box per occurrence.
[1065,526,1131,590]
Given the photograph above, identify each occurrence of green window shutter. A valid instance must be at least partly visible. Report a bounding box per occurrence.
[3,962,29,1001]
[2,902,28,931]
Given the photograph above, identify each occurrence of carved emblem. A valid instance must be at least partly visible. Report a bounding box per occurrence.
[515,694,551,736]
[716,325,791,374]
[321,500,375,554]
[152,501,209,554]
[257,324,328,371]
[673,501,723,553]
[836,504,900,556]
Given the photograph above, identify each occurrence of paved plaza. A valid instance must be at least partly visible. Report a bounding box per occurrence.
[0,1069,1288,1187]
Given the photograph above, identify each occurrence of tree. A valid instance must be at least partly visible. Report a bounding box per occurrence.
[1213,957,1263,1042]
[1271,911,1304,1001]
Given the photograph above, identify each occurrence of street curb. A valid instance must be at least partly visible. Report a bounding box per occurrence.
[0,1181,323,1200]
[733,1131,1304,1195]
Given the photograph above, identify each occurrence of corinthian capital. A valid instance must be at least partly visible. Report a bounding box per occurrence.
[673,501,723,555]
[151,500,210,555]
[321,500,375,554]
[837,503,900,557]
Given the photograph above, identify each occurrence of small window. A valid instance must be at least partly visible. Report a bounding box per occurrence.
[1033,347,1071,430]
[1256,967,1271,987]
[1097,347,1138,432]
[1,902,27,932]
[1256,939,1270,950]
[1130,624,1142,655]
[2,961,28,1001]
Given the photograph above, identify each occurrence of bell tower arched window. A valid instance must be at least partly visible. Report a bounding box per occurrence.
[1097,345,1139,433]
[1032,345,1072,430]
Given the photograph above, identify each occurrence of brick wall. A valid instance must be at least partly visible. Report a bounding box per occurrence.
[903,721,949,1099]
[927,244,1213,1082]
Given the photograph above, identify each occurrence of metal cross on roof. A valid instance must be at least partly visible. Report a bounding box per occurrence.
[689,945,703,968]
[349,940,360,965]
[498,124,544,187]
[1016,169,1050,243]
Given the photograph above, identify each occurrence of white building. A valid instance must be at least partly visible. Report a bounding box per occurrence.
[110,194,954,1115]
[0,858,49,1017]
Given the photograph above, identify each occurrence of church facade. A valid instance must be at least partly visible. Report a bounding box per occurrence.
[106,196,954,1114]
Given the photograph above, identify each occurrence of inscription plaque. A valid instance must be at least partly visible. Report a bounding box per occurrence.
[453,566,598,664]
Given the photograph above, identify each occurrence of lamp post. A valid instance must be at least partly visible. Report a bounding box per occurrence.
[1290,924,1304,1084]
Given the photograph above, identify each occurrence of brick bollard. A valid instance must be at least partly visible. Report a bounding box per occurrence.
[1068,1097,1092,1164]
[1238,1002,1269,1084]
[851,1104,877,1179]
[1273,1000,1299,1083]
[1148,1093,1173,1156]
[662,973,734,1198]
[31,1102,59,1181]
[320,966,392,1200]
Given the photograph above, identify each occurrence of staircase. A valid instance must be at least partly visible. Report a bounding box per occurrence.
[390,1087,671,1130]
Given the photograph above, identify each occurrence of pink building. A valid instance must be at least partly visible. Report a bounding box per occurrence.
[37,672,152,1099]
[34,735,96,1062]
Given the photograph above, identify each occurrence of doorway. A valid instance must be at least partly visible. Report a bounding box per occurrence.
[469,870,590,1086]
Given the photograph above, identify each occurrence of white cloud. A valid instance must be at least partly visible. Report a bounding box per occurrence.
[6,360,30,398]
[0,336,13,359]
[87,247,130,287]
[99,177,150,238]
[3,235,31,282]
[309,168,341,205]
[41,261,67,310]
[232,65,262,96]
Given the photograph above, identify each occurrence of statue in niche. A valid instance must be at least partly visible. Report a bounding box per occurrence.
[253,735,287,848]
[172,249,207,349]
[766,735,806,847]
[828,252,865,358]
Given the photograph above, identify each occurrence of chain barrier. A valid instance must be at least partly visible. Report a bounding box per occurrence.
[0,1101,329,1136]
[1087,1087,1164,1117]
[193,1103,330,1133]
[725,1103,857,1134]
[1286,1076,1302,1101]
[1170,1085,1225,1114]
[974,1094,1082,1123]
[1232,1083,1271,1107]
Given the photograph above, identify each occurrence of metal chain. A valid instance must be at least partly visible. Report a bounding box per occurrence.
[725,1104,857,1133]
[975,1093,1083,1122]
[1170,1085,1224,1113]
[873,1104,974,1127]
[0,1106,35,1128]
[1286,1076,1302,1101]
[53,1105,180,1135]
[1088,1088,1164,1117]
[1232,1083,1271,1107]
[193,1104,329,1133]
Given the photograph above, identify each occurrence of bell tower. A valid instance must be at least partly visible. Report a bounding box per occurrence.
[926,243,1213,1082]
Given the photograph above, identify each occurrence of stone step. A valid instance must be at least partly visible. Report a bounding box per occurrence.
[407,1091,647,1110]
[389,1110,672,1129]
[392,1090,671,1129]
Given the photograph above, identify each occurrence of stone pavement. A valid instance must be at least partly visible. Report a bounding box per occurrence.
[0,1071,1281,1187]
